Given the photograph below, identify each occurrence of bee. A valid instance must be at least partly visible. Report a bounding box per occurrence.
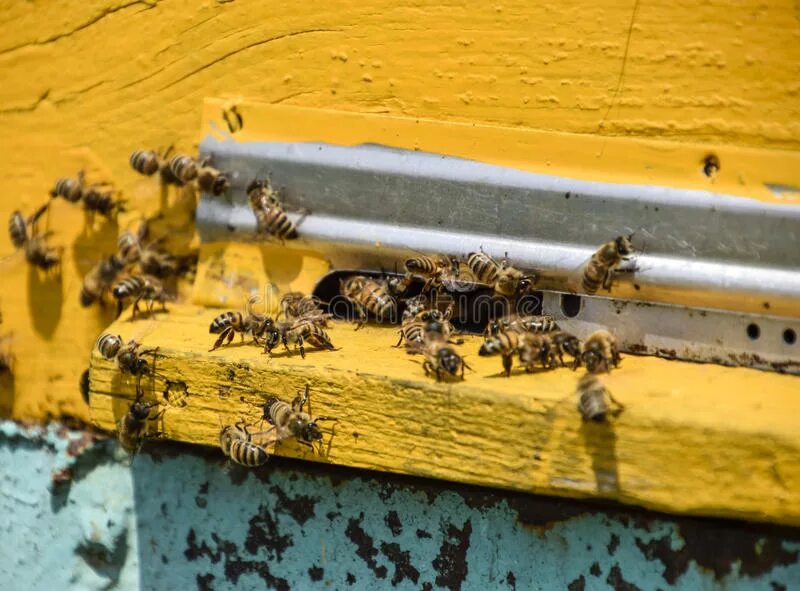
[129,149,162,176]
[404,255,457,292]
[280,292,331,327]
[25,232,62,272]
[485,314,558,337]
[261,385,337,453]
[466,251,536,297]
[264,318,336,358]
[118,223,195,279]
[576,373,624,422]
[112,275,168,318]
[50,171,85,202]
[247,179,299,241]
[0,333,14,375]
[340,276,397,328]
[82,186,124,217]
[581,330,621,373]
[409,335,469,382]
[396,307,456,348]
[518,333,559,372]
[117,384,165,452]
[208,297,273,351]
[168,154,199,184]
[95,333,153,375]
[80,253,128,307]
[401,294,429,324]
[220,422,270,467]
[196,160,230,196]
[479,329,521,376]
[8,203,49,248]
[581,235,636,295]
[222,104,244,134]
[549,331,582,369]
[79,368,90,404]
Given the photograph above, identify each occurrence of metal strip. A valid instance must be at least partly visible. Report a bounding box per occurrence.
[197,138,800,318]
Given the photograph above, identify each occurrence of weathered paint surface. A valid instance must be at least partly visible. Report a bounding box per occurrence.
[2,420,799,590]
[1,0,799,422]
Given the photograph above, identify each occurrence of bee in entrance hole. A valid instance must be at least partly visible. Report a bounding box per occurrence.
[581,235,636,295]
[208,297,274,351]
[576,373,624,422]
[117,383,165,453]
[479,328,521,377]
[112,275,168,318]
[260,385,337,454]
[340,275,397,328]
[247,178,301,241]
[220,421,270,467]
[581,330,620,373]
[95,333,155,376]
[263,318,336,358]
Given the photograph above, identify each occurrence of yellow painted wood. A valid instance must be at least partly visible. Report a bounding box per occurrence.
[90,304,800,526]
[1,0,799,426]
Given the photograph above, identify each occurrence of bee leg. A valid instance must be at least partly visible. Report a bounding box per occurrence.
[502,354,513,377]
[226,330,236,345]
[394,331,404,347]
[115,298,124,319]
[602,269,615,291]
[209,328,231,352]
[608,392,626,413]
[297,336,306,359]
[435,368,442,382]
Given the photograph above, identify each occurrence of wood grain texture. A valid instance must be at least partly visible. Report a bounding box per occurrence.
[89,304,800,526]
[1,0,799,421]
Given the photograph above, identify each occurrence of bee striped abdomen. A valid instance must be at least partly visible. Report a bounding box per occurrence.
[168,155,198,183]
[264,397,292,427]
[400,321,426,346]
[117,231,140,262]
[479,330,519,356]
[51,177,83,202]
[8,211,27,248]
[228,439,270,467]
[209,311,243,334]
[129,150,160,176]
[467,252,500,284]
[83,188,117,216]
[261,206,297,240]
[577,374,609,421]
[362,282,395,318]
[96,333,123,359]
[113,276,145,299]
[581,255,607,294]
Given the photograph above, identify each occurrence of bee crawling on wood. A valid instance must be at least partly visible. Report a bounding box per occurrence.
[549,330,583,369]
[340,275,398,328]
[50,171,85,203]
[51,171,124,217]
[479,328,522,377]
[80,253,128,307]
[581,330,621,373]
[260,385,337,454]
[395,304,458,349]
[117,381,165,453]
[576,373,624,422]
[129,146,183,185]
[484,314,558,338]
[219,421,271,467]
[112,274,169,319]
[408,320,470,381]
[117,221,196,279]
[8,203,62,272]
[280,292,332,327]
[208,296,274,351]
[581,235,637,295]
[95,333,156,376]
[263,317,336,358]
[518,332,559,372]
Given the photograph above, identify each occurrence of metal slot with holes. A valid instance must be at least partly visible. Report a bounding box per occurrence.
[197,138,800,374]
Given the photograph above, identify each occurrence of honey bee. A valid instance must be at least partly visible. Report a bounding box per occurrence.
[409,336,469,382]
[50,171,85,202]
[79,368,90,403]
[247,179,299,241]
[112,275,168,318]
[404,255,457,292]
[117,384,165,452]
[549,331,582,369]
[581,235,636,295]
[576,373,624,422]
[340,275,397,328]
[80,253,128,307]
[518,333,559,372]
[208,297,273,351]
[466,251,536,297]
[401,294,429,323]
[264,318,336,358]
[9,204,61,271]
[95,333,154,376]
[280,292,331,327]
[222,104,244,133]
[168,154,199,184]
[479,329,521,376]
[196,159,229,196]
[260,385,337,453]
[485,314,558,337]
[581,330,620,373]
[0,332,14,375]
[396,307,456,348]
[129,150,162,176]
[118,223,195,279]
[220,421,270,467]
[82,186,125,218]
[8,203,48,249]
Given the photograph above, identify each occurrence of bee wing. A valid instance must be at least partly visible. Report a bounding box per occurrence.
[250,425,285,453]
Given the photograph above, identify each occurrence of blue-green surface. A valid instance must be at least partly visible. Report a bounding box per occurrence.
[1,421,798,590]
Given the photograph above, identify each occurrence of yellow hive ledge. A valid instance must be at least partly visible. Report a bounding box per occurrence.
[89,304,800,526]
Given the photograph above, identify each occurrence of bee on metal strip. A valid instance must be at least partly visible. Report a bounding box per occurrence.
[260,385,337,454]
[466,250,536,298]
[247,179,301,241]
[196,158,230,196]
[220,421,270,467]
[576,373,624,422]
[581,235,636,295]
[340,275,397,328]
[581,330,621,373]
[208,297,274,351]
[111,274,168,319]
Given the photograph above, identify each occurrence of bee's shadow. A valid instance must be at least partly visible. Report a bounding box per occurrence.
[27,266,63,339]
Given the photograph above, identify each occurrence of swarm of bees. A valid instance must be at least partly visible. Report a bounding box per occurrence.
[50,170,125,218]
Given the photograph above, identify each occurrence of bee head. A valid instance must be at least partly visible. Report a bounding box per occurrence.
[212,175,230,196]
[264,328,282,353]
[302,421,324,442]
[582,351,601,373]
[130,401,153,421]
[246,178,267,195]
[616,235,635,256]
[438,347,462,375]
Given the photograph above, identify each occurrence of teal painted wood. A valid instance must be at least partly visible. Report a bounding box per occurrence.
[1,421,798,590]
